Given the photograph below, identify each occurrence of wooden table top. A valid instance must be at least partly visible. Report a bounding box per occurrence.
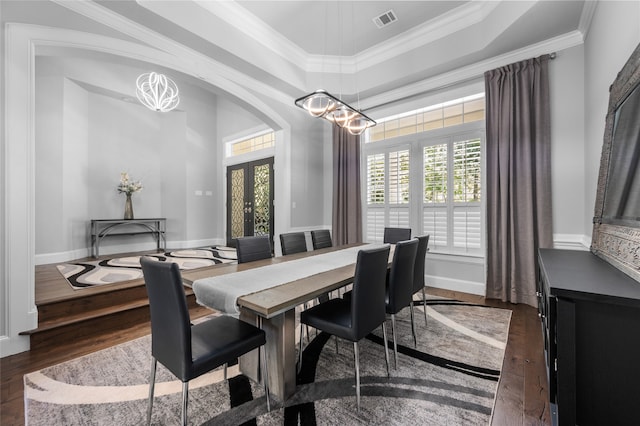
[182,243,390,318]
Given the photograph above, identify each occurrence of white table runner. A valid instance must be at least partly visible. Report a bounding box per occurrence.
[193,244,383,315]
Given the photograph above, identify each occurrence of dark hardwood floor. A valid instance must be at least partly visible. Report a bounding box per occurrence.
[1,260,551,425]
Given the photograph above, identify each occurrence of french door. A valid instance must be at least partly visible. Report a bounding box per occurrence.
[226,157,274,247]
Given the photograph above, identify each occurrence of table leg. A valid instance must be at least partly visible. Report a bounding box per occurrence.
[239,308,296,401]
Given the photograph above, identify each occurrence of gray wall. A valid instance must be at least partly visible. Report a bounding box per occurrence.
[584,1,640,241]
[34,56,220,261]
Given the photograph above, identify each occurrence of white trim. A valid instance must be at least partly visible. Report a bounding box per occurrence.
[223,147,276,167]
[2,23,292,357]
[426,252,485,264]
[553,233,591,251]
[33,238,228,265]
[223,125,273,145]
[361,30,585,112]
[196,1,502,75]
[52,0,293,108]
[426,275,485,297]
[2,23,38,358]
[578,1,598,38]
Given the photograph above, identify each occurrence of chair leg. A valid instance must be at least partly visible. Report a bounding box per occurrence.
[261,344,271,412]
[409,303,417,348]
[181,381,188,426]
[391,313,398,369]
[298,322,304,373]
[353,341,361,412]
[147,357,157,426]
[382,322,391,377]
[422,287,428,325]
[335,335,339,354]
[224,363,227,380]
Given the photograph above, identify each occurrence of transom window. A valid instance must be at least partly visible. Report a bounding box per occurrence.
[367,93,484,143]
[226,131,275,157]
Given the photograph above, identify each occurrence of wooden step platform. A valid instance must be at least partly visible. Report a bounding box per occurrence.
[26,253,211,350]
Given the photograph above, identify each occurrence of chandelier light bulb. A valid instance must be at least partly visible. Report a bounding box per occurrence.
[302,91,336,117]
[346,116,370,135]
[136,72,180,112]
[331,107,356,128]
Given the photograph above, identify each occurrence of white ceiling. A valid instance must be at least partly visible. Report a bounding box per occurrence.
[24,0,591,111]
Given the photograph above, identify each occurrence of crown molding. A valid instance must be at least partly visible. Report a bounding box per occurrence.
[51,0,294,109]
[195,0,505,75]
[361,30,585,112]
[193,0,310,70]
[578,0,598,39]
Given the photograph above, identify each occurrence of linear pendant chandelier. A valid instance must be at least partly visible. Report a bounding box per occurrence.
[136,72,180,112]
[295,89,376,135]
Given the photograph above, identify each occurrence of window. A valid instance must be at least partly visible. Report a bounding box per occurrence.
[363,94,485,256]
[365,149,410,242]
[422,138,482,254]
[226,131,274,157]
[367,93,484,143]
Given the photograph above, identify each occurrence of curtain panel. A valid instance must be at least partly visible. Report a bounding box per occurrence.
[484,55,553,306]
[332,126,362,246]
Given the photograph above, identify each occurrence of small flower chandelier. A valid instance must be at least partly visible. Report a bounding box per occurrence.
[135,72,180,112]
[295,90,376,136]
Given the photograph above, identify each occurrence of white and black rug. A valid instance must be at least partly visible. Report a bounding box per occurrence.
[24,298,511,425]
[56,247,237,290]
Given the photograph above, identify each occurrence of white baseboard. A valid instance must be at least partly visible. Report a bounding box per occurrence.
[553,233,590,251]
[426,275,485,296]
[34,239,226,265]
[0,334,31,358]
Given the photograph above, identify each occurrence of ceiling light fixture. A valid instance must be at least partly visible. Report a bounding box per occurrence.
[136,72,180,112]
[295,90,376,136]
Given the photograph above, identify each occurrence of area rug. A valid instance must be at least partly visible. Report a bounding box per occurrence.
[24,298,511,425]
[56,247,237,290]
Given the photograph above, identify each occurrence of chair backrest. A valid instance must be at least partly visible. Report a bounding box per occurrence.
[140,257,192,381]
[412,235,430,294]
[350,245,391,341]
[386,238,418,314]
[383,227,412,244]
[236,235,272,264]
[311,229,333,250]
[279,232,307,255]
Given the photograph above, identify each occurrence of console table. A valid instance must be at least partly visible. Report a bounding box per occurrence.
[90,218,166,258]
[537,248,640,425]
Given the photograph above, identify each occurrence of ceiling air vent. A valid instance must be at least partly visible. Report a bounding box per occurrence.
[373,10,397,29]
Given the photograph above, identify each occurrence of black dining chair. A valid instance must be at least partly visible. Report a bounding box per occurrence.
[383,227,412,244]
[140,257,270,425]
[235,235,272,264]
[279,232,308,255]
[311,229,333,250]
[298,245,391,411]
[385,238,418,367]
[410,235,430,345]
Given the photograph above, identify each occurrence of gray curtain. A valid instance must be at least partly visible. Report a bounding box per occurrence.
[332,126,362,245]
[484,55,553,306]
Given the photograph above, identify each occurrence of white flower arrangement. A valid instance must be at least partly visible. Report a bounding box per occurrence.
[117,172,143,196]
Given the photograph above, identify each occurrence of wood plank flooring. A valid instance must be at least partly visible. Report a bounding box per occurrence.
[1,263,551,426]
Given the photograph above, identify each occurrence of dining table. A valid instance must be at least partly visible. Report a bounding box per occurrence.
[182,242,391,401]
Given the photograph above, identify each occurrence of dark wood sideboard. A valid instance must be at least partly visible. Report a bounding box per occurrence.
[537,248,640,425]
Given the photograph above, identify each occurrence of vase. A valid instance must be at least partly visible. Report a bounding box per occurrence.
[124,194,134,220]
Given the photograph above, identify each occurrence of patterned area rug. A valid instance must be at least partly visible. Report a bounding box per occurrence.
[56,247,237,290]
[24,298,511,425]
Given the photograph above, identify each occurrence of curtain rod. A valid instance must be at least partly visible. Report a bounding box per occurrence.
[365,52,556,113]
